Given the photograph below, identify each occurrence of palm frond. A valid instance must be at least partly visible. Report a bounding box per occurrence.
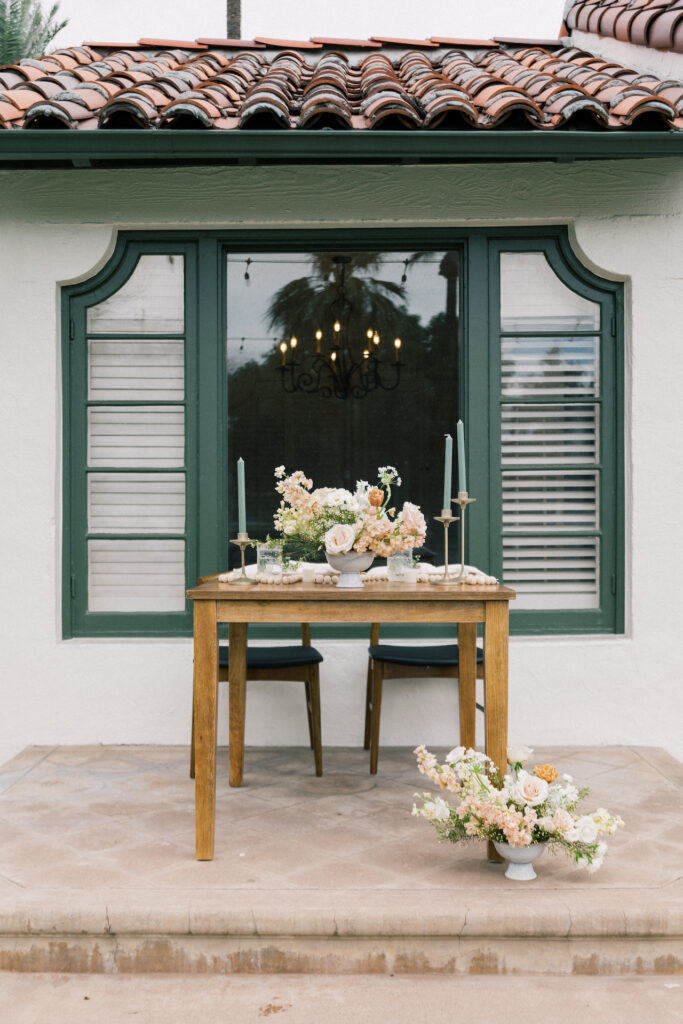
[0,0,67,63]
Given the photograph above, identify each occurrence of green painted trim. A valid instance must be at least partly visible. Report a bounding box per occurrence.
[3,129,683,167]
[62,226,624,639]
[486,232,624,634]
[63,238,196,638]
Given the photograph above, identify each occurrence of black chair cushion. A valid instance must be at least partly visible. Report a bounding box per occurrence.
[368,643,483,667]
[219,644,323,669]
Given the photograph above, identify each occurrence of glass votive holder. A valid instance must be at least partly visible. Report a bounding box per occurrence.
[300,563,315,583]
[387,550,412,582]
[257,544,283,578]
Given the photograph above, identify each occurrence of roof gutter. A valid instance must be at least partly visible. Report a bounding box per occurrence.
[0,129,682,168]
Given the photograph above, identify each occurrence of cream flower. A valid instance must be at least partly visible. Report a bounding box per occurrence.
[507,745,534,766]
[325,523,356,554]
[574,815,599,844]
[446,746,466,764]
[421,796,450,822]
[513,770,549,807]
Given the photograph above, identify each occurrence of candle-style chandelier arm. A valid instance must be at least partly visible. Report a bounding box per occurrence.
[276,254,405,400]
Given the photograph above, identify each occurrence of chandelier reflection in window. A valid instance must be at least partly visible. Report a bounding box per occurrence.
[276,255,403,400]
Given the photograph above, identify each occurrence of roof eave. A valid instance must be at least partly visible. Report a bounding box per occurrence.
[1,129,682,168]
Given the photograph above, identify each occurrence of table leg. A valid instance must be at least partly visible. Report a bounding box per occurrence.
[228,621,248,787]
[194,600,218,861]
[457,622,477,750]
[483,600,509,863]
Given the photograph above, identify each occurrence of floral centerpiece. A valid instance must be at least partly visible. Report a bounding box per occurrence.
[272,465,426,564]
[412,744,624,879]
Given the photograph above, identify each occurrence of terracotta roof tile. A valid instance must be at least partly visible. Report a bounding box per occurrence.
[370,36,438,47]
[429,37,499,47]
[0,38,681,132]
[311,38,383,48]
[565,0,683,53]
[195,38,266,49]
[253,38,323,49]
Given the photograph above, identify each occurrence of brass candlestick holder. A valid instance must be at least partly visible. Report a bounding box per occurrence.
[451,491,476,585]
[429,509,460,586]
[228,533,257,586]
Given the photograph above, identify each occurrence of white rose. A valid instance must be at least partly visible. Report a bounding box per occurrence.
[446,746,466,764]
[507,745,534,766]
[574,815,599,844]
[513,770,549,807]
[325,523,356,554]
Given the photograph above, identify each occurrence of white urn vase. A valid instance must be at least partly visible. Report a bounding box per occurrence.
[325,551,374,589]
[493,841,546,881]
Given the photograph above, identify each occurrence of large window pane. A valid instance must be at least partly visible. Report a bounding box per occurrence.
[226,250,461,565]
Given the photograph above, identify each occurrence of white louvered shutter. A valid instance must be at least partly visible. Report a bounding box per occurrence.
[85,255,187,613]
[499,253,601,610]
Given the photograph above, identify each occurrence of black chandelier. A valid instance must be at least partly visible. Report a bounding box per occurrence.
[278,256,403,400]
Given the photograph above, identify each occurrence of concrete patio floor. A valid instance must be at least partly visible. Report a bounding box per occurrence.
[0,744,681,977]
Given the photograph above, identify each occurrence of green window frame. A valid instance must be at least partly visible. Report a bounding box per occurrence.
[62,228,623,638]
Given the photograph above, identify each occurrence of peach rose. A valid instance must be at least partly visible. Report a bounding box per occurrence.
[401,501,426,534]
[513,770,549,807]
[552,809,574,833]
[324,523,356,554]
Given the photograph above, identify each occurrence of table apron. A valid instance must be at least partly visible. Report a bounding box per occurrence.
[215,600,487,624]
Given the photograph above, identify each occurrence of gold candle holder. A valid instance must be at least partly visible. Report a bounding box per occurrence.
[429,509,460,586]
[228,533,257,586]
[451,491,476,585]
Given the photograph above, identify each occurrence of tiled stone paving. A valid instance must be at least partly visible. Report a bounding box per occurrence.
[0,745,680,975]
[0,744,679,892]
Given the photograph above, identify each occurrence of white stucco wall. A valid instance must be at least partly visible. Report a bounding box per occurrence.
[0,157,682,767]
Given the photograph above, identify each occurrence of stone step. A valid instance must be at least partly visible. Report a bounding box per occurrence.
[0,888,681,974]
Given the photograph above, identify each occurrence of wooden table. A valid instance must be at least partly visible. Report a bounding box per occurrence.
[186,579,516,861]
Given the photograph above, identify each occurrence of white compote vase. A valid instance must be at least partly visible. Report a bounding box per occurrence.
[325,551,374,589]
[493,841,547,881]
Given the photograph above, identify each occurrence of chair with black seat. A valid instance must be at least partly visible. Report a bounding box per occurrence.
[364,623,484,773]
[190,622,323,778]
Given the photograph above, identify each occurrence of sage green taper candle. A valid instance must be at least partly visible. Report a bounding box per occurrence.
[237,457,246,535]
[443,433,453,511]
[457,419,467,493]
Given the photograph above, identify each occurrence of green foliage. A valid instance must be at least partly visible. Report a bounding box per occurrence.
[278,506,358,564]
[0,0,67,64]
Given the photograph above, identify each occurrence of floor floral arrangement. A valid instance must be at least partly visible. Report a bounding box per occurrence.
[413,744,624,878]
[272,465,426,562]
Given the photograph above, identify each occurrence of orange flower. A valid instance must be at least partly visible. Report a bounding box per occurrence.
[368,487,384,508]
[533,763,558,783]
